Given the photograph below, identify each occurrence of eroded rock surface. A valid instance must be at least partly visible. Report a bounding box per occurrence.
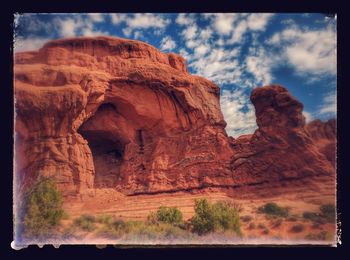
[14,36,232,196]
[305,119,336,167]
[229,85,335,187]
[14,37,335,198]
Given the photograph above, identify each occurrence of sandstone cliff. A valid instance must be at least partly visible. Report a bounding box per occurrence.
[305,119,336,167]
[14,36,232,196]
[14,36,336,198]
[229,85,335,190]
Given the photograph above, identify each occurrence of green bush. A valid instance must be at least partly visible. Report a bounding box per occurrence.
[190,199,241,236]
[212,201,241,233]
[156,206,183,225]
[73,214,96,232]
[303,211,318,220]
[190,199,215,235]
[303,204,336,224]
[320,204,336,223]
[290,224,304,233]
[258,203,289,217]
[98,218,191,240]
[97,214,113,225]
[22,176,64,238]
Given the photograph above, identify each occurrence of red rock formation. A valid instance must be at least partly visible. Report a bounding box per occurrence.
[305,119,336,167]
[14,36,232,197]
[14,37,335,198]
[229,85,335,187]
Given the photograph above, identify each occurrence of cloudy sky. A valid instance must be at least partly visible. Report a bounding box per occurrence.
[14,13,337,137]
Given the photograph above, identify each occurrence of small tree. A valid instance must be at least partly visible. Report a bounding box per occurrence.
[22,176,64,238]
[191,199,215,235]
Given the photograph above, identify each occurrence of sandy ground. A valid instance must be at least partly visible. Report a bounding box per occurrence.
[58,175,336,246]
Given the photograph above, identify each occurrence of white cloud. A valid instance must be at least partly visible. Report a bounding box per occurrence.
[318,91,336,116]
[110,13,128,25]
[216,38,225,46]
[182,24,198,40]
[81,27,107,37]
[228,20,248,44]
[213,14,238,35]
[245,47,273,86]
[189,46,245,85]
[175,13,195,26]
[227,13,274,44]
[55,15,111,38]
[88,13,105,23]
[57,18,82,37]
[303,111,314,122]
[179,48,191,61]
[17,14,53,34]
[246,13,274,31]
[194,44,209,56]
[118,13,170,38]
[133,31,144,39]
[220,89,257,137]
[127,13,170,29]
[160,36,176,51]
[14,37,49,52]
[122,27,132,37]
[199,27,213,40]
[268,25,336,77]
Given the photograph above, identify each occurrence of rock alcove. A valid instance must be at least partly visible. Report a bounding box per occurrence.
[78,103,128,188]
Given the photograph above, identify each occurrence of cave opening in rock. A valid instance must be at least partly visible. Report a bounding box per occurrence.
[78,103,126,188]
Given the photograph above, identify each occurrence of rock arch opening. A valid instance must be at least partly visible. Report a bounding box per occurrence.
[78,103,127,188]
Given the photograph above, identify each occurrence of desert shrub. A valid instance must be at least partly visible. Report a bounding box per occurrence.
[240,215,253,222]
[99,218,191,240]
[22,176,64,238]
[320,204,336,223]
[98,218,128,238]
[303,212,319,221]
[97,214,113,225]
[305,231,331,241]
[231,202,243,213]
[303,204,335,224]
[73,214,96,232]
[191,199,215,235]
[258,223,267,229]
[146,206,183,227]
[112,219,128,230]
[156,206,183,225]
[190,199,241,236]
[212,201,241,234]
[290,224,304,233]
[262,228,269,235]
[258,203,289,217]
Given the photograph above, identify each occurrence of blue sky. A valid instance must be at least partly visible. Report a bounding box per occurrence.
[14,13,337,137]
